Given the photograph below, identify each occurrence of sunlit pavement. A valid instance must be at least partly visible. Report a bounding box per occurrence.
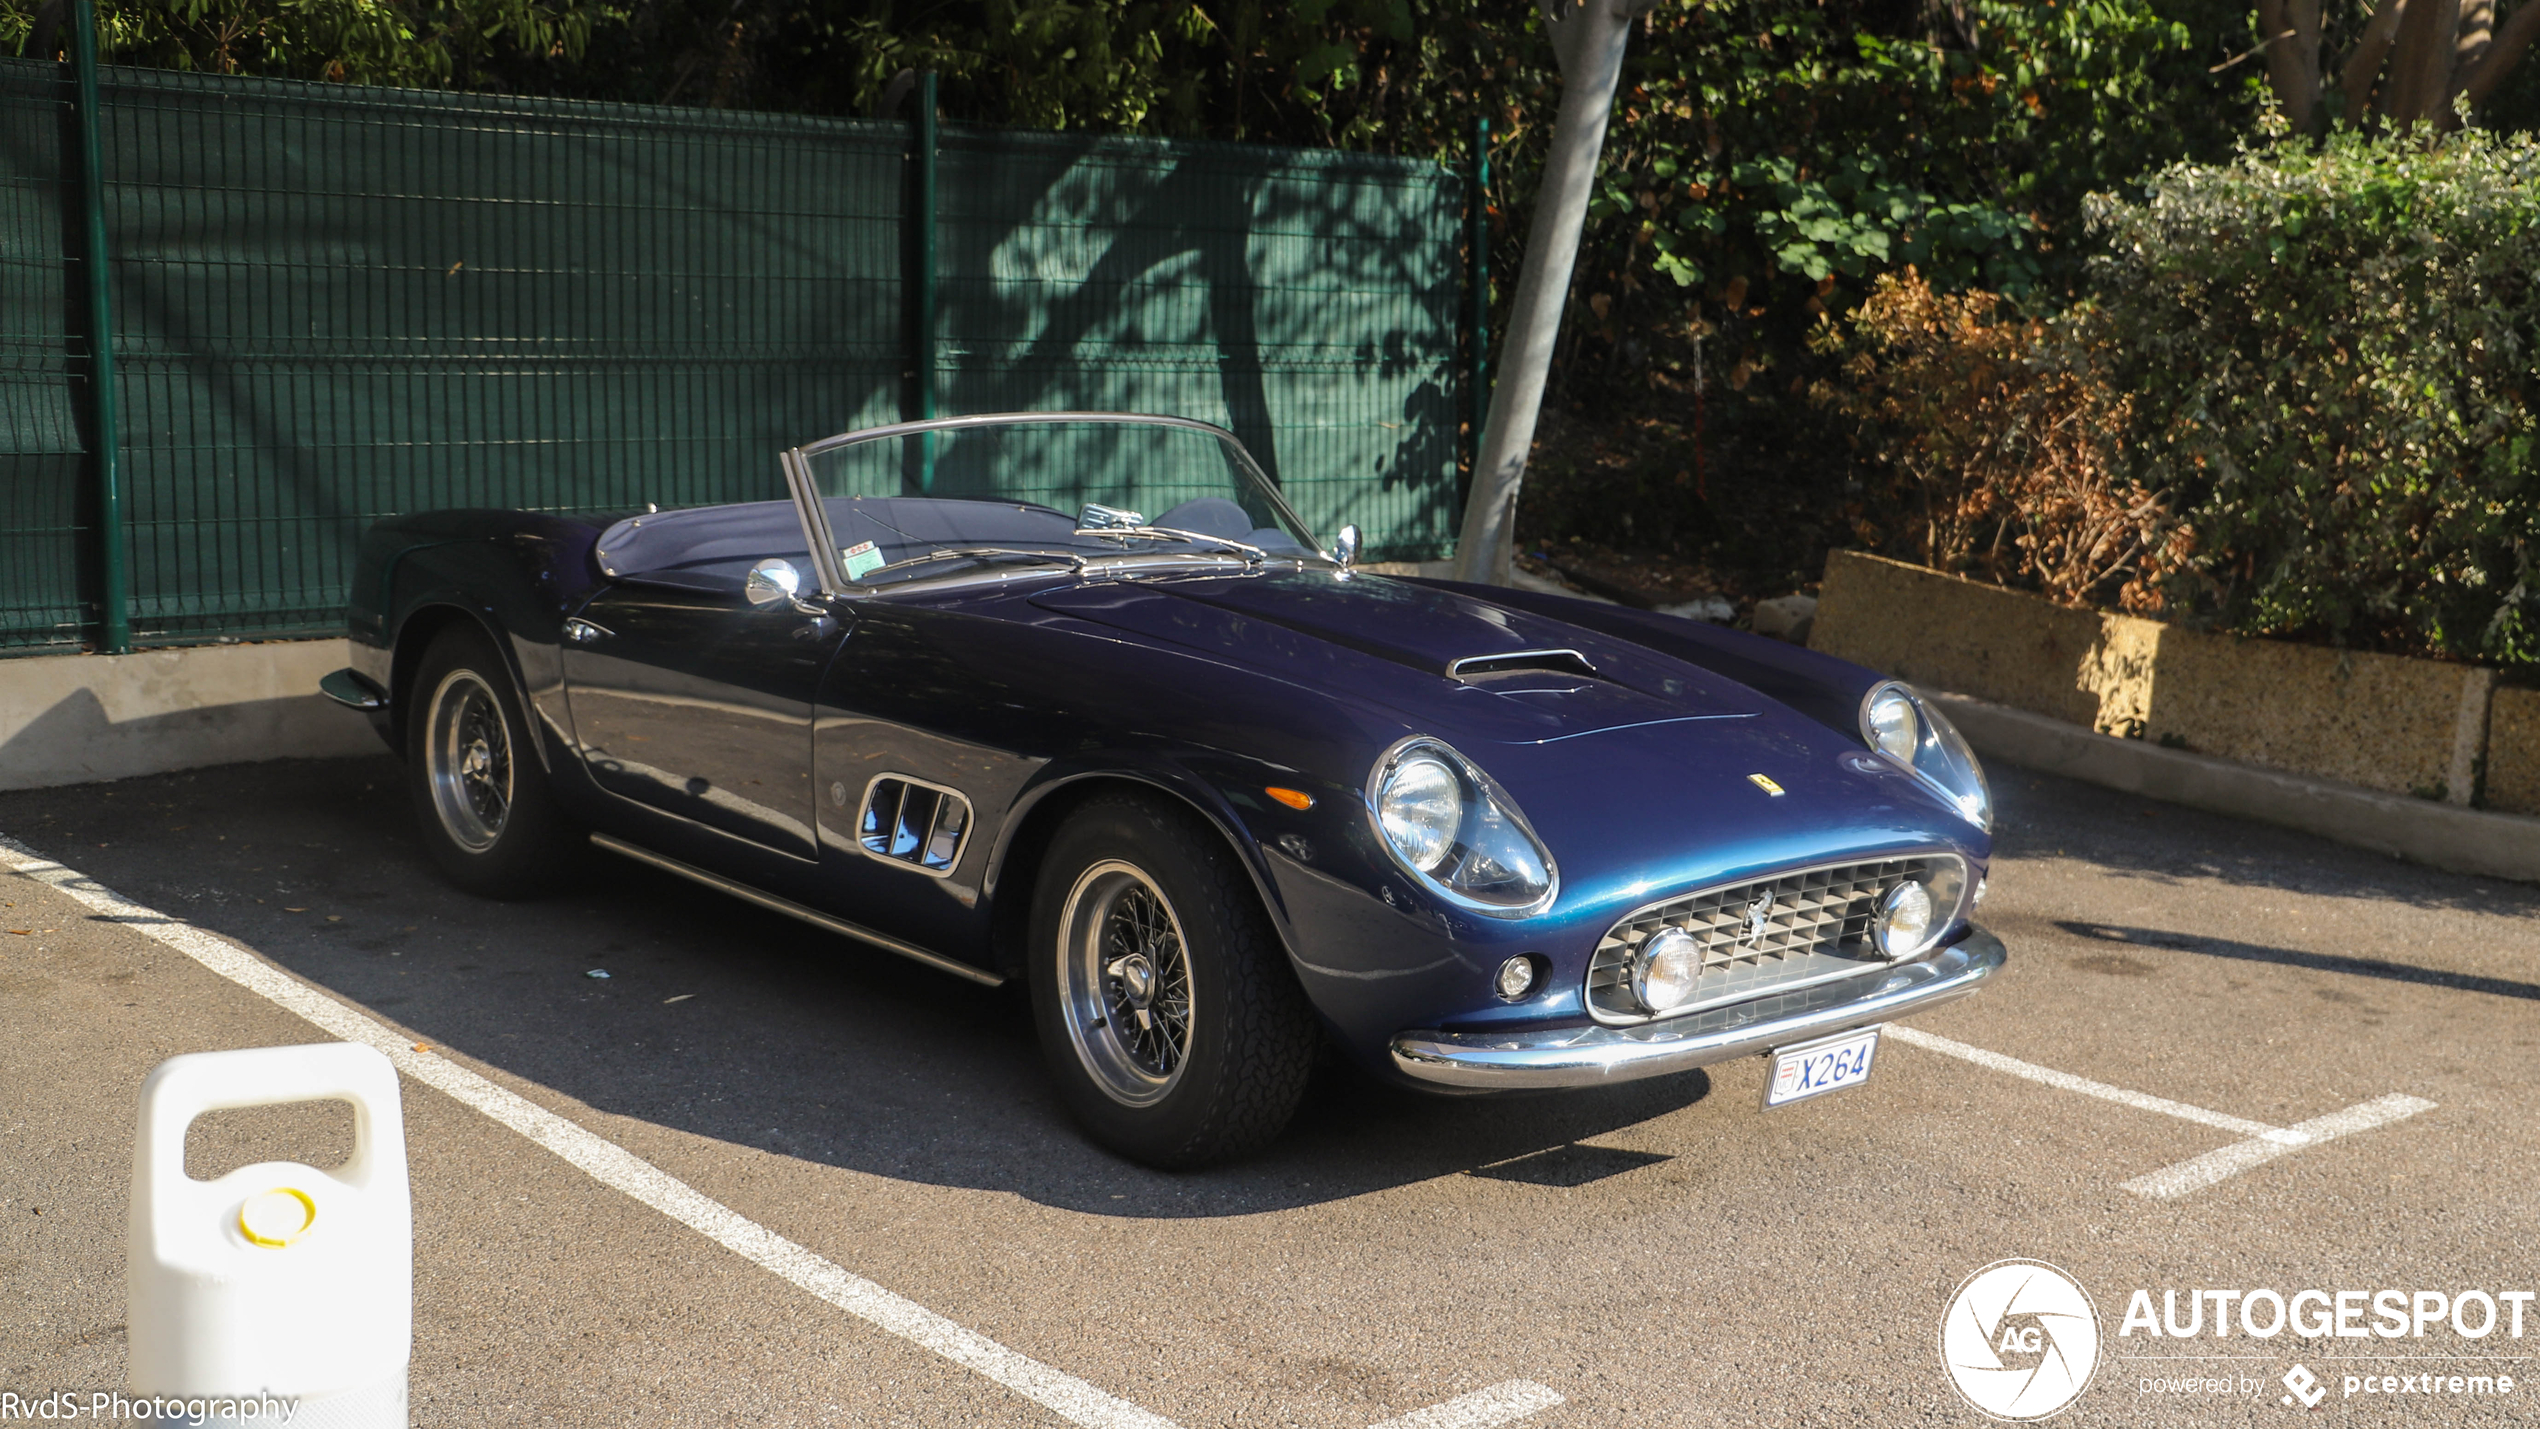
[4,755,2534,1426]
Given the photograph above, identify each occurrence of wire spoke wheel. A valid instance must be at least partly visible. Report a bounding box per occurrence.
[425,668,513,853]
[1057,859,1196,1107]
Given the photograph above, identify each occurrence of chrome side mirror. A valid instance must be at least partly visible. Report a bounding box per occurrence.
[1331,524,1361,577]
[745,557,804,608]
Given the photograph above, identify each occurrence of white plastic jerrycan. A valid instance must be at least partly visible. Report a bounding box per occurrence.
[129,1042,411,1427]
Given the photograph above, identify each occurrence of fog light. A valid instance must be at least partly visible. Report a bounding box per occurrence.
[1873,880,1936,960]
[1493,955,1538,1001]
[1631,927,1704,1012]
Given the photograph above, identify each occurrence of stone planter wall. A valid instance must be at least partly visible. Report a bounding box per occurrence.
[2487,688,2540,816]
[1810,550,2526,811]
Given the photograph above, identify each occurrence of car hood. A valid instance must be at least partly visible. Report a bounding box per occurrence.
[1030,569,1766,745]
[1023,570,1982,902]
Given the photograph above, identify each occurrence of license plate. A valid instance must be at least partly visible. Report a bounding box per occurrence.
[1763,1026,1881,1109]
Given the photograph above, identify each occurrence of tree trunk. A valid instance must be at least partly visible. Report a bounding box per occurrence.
[2256,0,2324,130]
[1452,0,1639,585]
[2383,0,2462,124]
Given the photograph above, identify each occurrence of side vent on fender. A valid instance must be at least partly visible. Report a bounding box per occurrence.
[858,776,973,876]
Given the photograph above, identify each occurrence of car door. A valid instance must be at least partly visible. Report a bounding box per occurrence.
[560,577,844,862]
[810,597,1068,955]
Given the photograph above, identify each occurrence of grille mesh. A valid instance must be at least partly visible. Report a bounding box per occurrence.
[1586,857,1956,1022]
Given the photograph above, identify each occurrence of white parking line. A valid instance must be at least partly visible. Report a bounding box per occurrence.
[0,837,1180,1429]
[1883,1025,2434,1198]
[2119,1094,2437,1201]
[1367,1380,1563,1429]
[1884,1026,2299,1142]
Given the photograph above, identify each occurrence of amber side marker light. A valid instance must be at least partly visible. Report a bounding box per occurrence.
[1266,787,1315,811]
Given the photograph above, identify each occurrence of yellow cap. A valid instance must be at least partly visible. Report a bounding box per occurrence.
[238,1187,316,1248]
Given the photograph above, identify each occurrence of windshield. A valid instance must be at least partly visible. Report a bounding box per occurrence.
[782,415,1326,592]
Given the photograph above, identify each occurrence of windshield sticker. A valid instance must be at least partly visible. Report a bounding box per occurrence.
[842,541,885,581]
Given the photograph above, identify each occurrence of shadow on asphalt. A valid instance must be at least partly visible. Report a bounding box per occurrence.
[0,755,1713,1218]
[2052,920,2540,1002]
[1988,766,2540,916]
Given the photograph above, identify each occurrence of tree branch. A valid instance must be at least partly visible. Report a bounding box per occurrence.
[2339,0,2410,121]
[2456,0,2540,110]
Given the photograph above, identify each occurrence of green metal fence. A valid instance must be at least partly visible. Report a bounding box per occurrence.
[0,59,1471,655]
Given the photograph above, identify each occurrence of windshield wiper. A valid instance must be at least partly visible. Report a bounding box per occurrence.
[857,546,1086,582]
[1079,526,1269,563]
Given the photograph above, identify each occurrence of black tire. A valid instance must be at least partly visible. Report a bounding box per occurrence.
[405,624,578,898]
[1028,792,1319,1168]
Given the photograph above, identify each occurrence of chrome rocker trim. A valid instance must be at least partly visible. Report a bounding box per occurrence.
[1388,926,2005,1090]
[589,832,1006,988]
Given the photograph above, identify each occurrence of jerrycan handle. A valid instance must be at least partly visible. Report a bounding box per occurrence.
[135,1043,407,1193]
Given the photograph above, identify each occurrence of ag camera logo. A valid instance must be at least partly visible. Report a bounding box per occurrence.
[1941,1259,2103,1420]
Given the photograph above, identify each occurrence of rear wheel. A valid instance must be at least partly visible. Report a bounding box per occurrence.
[1029,793,1318,1168]
[407,625,576,897]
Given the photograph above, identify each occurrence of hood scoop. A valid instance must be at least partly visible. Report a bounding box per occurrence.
[1446,648,1598,681]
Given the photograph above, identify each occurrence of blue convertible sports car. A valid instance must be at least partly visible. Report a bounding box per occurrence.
[321,412,2005,1167]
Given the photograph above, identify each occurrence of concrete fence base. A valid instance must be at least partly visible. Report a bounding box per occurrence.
[0,641,381,792]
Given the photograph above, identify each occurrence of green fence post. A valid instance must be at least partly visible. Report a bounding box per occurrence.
[1465,115,1490,507]
[68,0,130,654]
[915,72,938,489]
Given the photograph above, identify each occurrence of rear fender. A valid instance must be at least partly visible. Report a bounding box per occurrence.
[379,517,608,778]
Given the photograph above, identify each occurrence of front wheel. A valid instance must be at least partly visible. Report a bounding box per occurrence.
[406,625,577,898]
[1029,793,1319,1168]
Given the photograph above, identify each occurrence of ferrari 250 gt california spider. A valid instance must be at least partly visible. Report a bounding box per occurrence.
[321,412,2005,1166]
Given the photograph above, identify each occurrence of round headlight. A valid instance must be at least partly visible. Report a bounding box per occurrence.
[1366,737,1559,917]
[1873,880,1936,959]
[1632,927,1704,1012]
[1377,754,1462,871]
[1866,685,1919,762]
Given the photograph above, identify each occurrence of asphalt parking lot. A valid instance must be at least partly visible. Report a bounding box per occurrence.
[3,754,2535,1426]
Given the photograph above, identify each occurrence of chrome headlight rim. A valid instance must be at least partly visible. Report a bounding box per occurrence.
[1858,680,1993,832]
[1863,682,1919,762]
[1364,735,1561,919]
[1871,878,1938,960]
[1629,925,1704,1013]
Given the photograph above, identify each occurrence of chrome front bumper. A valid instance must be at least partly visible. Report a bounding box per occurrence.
[1389,927,2006,1090]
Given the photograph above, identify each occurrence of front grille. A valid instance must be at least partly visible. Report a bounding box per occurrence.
[1586,856,1962,1023]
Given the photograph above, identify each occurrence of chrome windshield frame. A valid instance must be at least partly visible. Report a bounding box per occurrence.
[777,412,1325,598]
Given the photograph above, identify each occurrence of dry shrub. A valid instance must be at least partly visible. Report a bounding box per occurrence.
[1812,270,2184,612]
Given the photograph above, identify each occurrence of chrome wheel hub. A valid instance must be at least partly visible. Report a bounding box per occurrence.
[425,669,512,853]
[1110,952,1157,1010]
[1057,860,1193,1107]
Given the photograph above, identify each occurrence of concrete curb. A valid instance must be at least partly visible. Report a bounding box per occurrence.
[1932,691,2540,885]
